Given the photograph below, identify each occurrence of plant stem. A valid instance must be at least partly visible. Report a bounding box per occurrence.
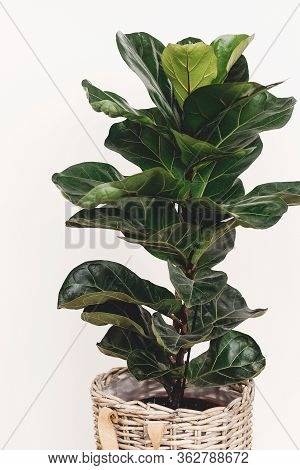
[179,304,199,407]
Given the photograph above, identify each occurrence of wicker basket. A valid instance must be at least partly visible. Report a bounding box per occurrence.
[91,367,255,450]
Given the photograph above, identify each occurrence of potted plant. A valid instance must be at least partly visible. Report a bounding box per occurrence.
[53,31,298,450]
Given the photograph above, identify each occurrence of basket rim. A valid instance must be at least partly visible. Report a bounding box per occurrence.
[91,367,254,416]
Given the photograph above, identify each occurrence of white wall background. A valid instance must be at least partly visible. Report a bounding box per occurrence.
[0,0,299,450]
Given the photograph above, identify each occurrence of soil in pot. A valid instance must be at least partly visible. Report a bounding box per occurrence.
[142,396,222,411]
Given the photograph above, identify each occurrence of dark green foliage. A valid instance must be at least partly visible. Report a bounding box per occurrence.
[53,31,297,408]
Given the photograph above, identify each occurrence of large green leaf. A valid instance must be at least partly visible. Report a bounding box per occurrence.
[193,137,263,200]
[188,194,288,230]
[225,55,249,83]
[173,131,253,169]
[58,260,181,315]
[55,166,189,209]
[105,117,185,177]
[188,330,266,386]
[200,91,296,150]
[127,349,173,380]
[168,263,228,307]
[81,79,157,128]
[183,82,277,136]
[221,178,245,203]
[190,284,267,339]
[82,301,152,337]
[124,217,236,268]
[123,222,202,267]
[161,42,217,108]
[191,221,236,267]
[66,198,179,235]
[116,31,179,128]
[225,195,288,229]
[246,182,300,206]
[52,162,123,205]
[211,34,254,83]
[152,312,212,354]
[98,325,159,359]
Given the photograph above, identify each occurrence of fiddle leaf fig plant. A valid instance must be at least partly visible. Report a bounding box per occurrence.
[53,31,298,408]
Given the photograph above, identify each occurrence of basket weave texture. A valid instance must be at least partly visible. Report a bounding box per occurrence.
[91,367,255,450]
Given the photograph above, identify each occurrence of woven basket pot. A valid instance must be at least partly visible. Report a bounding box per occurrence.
[91,367,255,450]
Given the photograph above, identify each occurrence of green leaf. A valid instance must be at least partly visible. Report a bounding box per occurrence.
[173,130,253,169]
[225,55,249,83]
[58,260,181,315]
[152,312,212,354]
[188,330,266,386]
[52,162,123,205]
[127,349,172,380]
[183,82,278,136]
[105,117,185,178]
[201,91,296,150]
[168,263,228,307]
[66,206,145,235]
[193,225,236,268]
[82,79,156,127]
[116,31,179,128]
[246,182,300,206]
[221,178,245,203]
[98,326,159,360]
[225,195,288,229]
[161,42,217,108]
[194,137,263,201]
[211,34,254,83]
[123,222,202,267]
[66,198,179,235]
[189,220,236,267]
[82,301,152,337]
[177,37,202,45]
[55,166,189,209]
[190,284,267,339]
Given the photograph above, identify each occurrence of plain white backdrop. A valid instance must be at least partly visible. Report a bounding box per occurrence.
[0,0,299,450]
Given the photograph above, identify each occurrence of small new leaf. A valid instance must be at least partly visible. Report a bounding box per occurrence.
[162,42,217,108]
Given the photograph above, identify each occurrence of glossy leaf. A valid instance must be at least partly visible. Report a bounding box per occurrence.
[246,182,300,206]
[192,225,236,268]
[123,223,202,267]
[188,330,266,386]
[98,326,160,360]
[200,92,296,150]
[82,301,152,337]
[173,130,253,168]
[194,137,263,200]
[221,178,245,203]
[212,34,254,83]
[105,117,185,177]
[161,42,217,107]
[82,79,155,127]
[152,312,212,354]
[168,263,228,307]
[116,31,179,128]
[66,198,179,235]
[183,82,277,136]
[127,350,172,380]
[190,284,267,339]
[52,162,123,205]
[187,219,236,266]
[58,260,181,315]
[225,195,288,229]
[177,37,203,45]
[56,167,189,209]
[225,55,249,83]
